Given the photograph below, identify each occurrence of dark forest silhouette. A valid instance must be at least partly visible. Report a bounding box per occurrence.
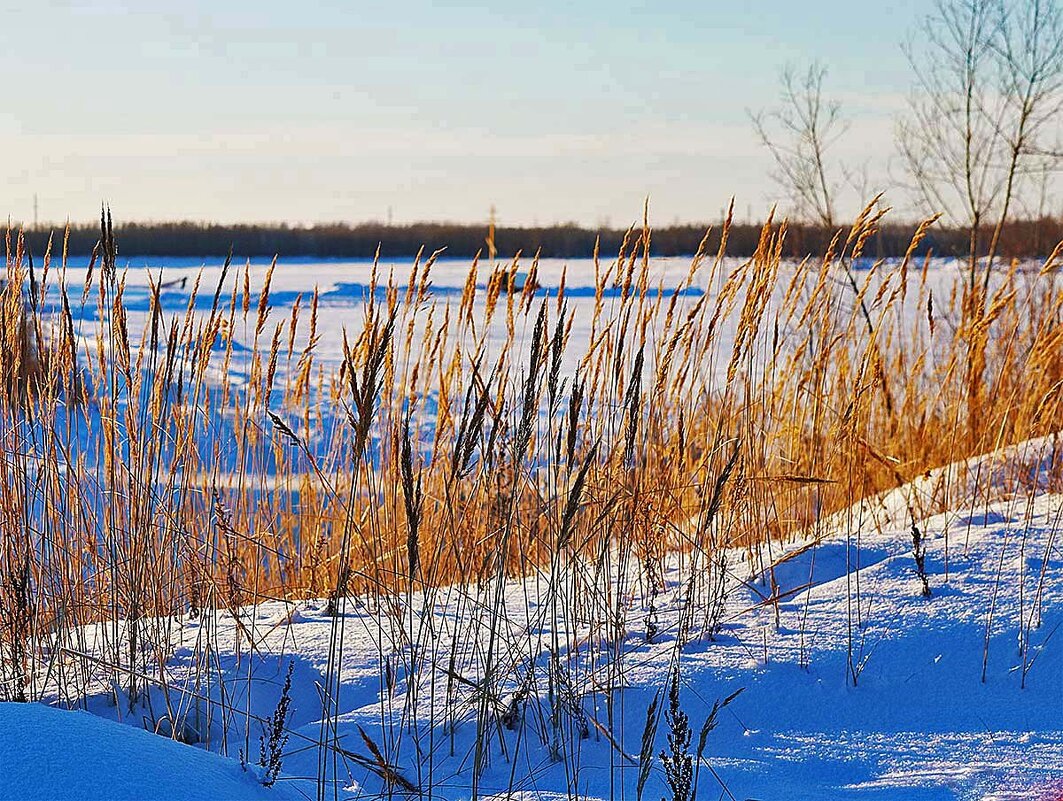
[13,216,1063,261]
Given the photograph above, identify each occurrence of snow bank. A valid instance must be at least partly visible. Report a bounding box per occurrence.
[0,702,299,801]
[8,436,1063,800]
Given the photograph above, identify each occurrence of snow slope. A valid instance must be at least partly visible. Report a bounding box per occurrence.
[0,702,300,801]
[6,437,1063,800]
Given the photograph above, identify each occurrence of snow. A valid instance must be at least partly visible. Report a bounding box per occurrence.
[0,702,300,800]
[5,256,1061,798]
[52,254,979,381]
[6,435,1062,799]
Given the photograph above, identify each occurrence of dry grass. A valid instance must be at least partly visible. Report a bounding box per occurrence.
[2,203,1062,622]
[1,201,1062,791]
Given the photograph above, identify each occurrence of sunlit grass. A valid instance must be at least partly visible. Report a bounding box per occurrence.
[2,201,1062,793]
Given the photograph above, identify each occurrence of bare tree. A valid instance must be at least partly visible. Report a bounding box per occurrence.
[898,0,1063,293]
[751,64,894,416]
[982,0,1063,289]
[751,63,847,227]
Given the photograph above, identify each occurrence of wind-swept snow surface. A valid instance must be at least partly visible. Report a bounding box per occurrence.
[6,438,1063,800]
[0,702,300,800]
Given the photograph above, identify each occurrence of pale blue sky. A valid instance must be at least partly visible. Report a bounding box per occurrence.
[2,1,925,226]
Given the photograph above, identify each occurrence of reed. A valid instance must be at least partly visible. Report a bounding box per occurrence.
[2,201,1062,795]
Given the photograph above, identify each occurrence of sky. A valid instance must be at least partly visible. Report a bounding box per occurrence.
[1,1,928,227]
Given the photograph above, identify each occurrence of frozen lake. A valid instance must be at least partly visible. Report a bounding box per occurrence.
[45,253,1006,390]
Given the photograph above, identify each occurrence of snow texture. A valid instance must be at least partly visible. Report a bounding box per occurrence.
[4,435,1062,800]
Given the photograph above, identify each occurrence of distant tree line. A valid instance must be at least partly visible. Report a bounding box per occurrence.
[12,217,1063,263]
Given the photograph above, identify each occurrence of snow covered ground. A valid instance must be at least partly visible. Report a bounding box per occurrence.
[4,254,1060,798]
[5,435,1062,800]
[0,703,301,801]
[54,253,985,380]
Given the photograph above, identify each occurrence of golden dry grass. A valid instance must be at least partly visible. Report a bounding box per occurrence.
[1,201,1062,704]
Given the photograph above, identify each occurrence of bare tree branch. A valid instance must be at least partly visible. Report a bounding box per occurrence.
[749,62,849,227]
[897,0,1063,291]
